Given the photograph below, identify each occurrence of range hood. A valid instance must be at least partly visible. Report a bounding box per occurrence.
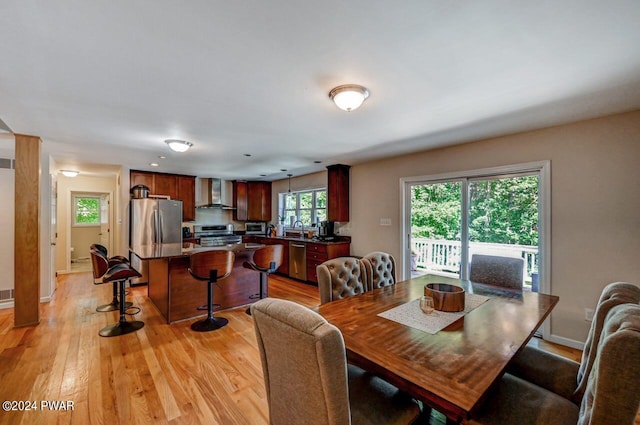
[197,178,235,209]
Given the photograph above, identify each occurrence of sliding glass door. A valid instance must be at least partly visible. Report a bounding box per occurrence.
[404,162,548,294]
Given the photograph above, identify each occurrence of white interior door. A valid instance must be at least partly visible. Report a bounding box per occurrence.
[50,174,57,292]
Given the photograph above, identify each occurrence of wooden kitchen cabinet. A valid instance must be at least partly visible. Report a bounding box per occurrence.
[178,176,196,221]
[306,241,350,284]
[233,180,272,222]
[327,164,350,222]
[130,170,196,221]
[248,181,272,222]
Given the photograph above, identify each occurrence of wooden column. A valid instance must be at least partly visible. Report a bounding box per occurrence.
[14,134,41,327]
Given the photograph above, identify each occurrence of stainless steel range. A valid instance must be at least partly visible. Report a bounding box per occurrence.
[193,224,241,247]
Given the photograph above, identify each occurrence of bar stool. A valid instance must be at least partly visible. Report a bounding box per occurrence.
[99,263,144,337]
[188,250,235,332]
[243,245,284,315]
[91,243,130,265]
[90,248,133,312]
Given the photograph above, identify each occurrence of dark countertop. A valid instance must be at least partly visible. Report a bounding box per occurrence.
[131,242,265,260]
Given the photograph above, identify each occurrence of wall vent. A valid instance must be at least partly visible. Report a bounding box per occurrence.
[0,157,14,170]
[0,289,14,301]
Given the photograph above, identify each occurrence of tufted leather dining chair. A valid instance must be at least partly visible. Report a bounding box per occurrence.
[316,257,369,304]
[251,298,421,425]
[362,251,397,289]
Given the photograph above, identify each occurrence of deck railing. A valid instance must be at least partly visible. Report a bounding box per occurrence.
[411,238,538,283]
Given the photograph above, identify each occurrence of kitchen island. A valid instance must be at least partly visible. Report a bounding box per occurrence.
[131,242,265,323]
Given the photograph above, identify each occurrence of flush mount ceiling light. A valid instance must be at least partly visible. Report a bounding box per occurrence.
[60,170,79,178]
[165,139,193,152]
[329,84,370,112]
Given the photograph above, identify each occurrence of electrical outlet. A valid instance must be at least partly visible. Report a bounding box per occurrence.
[379,218,392,226]
[585,308,595,322]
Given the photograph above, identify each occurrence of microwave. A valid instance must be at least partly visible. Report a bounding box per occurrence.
[245,222,266,235]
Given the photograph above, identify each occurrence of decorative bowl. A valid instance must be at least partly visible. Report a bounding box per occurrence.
[423,283,465,312]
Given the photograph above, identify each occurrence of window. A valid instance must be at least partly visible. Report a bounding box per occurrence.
[279,189,327,226]
[74,195,100,226]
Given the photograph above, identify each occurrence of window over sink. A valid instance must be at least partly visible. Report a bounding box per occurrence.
[279,188,326,227]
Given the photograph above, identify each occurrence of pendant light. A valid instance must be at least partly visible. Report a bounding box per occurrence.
[287,174,293,193]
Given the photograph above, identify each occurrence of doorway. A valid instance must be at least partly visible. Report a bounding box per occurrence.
[69,191,112,273]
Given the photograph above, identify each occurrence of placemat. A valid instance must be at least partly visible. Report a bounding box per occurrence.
[378,293,490,334]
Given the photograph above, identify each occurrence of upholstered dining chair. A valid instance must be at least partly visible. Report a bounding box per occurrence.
[507,281,640,402]
[362,251,396,289]
[469,254,524,289]
[316,257,369,304]
[250,298,421,425]
[469,303,640,425]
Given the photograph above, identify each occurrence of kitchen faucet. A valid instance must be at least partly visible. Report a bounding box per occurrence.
[292,220,305,238]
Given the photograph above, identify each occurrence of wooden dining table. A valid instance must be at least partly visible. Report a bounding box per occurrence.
[314,274,559,424]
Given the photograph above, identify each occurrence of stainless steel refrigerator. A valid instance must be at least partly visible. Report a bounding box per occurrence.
[130,198,183,284]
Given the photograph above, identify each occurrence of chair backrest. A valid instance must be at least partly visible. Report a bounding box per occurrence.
[90,243,108,257]
[188,250,235,282]
[578,303,640,425]
[252,245,284,272]
[251,298,351,425]
[90,248,110,280]
[469,254,524,289]
[573,282,640,402]
[362,251,396,289]
[316,257,368,304]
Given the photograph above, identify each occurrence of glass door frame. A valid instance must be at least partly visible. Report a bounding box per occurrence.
[400,161,551,335]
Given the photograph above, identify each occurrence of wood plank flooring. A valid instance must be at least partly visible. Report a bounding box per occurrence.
[0,273,636,424]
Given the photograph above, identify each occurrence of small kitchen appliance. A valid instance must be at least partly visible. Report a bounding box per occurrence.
[245,222,266,235]
[317,221,335,240]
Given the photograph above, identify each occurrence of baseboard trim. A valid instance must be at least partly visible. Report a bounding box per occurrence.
[0,301,14,310]
[547,333,584,350]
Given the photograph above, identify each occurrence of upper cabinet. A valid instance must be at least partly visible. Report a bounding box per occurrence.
[233,180,272,222]
[327,164,350,222]
[130,170,196,221]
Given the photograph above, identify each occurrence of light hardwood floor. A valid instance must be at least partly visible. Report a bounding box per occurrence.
[0,272,634,424]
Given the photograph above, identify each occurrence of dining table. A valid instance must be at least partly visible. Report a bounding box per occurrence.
[313,274,559,424]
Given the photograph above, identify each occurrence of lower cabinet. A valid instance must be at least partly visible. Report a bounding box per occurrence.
[306,242,350,284]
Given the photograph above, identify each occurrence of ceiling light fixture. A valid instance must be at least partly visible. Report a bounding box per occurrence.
[287,174,293,193]
[165,139,193,152]
[329,84,369,112]
[60,170,79,178]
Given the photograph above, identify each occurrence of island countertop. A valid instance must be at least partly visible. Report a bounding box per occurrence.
[131,242,265,260]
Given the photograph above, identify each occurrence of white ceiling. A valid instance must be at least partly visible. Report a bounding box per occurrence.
[1,1,640,180]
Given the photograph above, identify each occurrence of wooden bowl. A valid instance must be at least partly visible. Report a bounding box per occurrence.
[423,283,465,312]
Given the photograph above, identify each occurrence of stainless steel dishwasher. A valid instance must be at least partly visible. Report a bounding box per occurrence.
[289,241,307,281]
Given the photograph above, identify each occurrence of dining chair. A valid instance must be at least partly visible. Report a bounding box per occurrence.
[507,281,640,402]
[250,298,421,425]
[362,251,396,289]
[316,257,369,304]
[469,303,640,425]
[469,254,524,289]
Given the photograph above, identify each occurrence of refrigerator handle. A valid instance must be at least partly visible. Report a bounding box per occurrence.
[152,209,159,244]
[159,210,164,243]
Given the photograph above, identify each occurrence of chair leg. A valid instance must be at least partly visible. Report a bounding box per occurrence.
[246,272,266,316]
[191,281,228,332]
[96,282,133,312]
[99,280,144,337]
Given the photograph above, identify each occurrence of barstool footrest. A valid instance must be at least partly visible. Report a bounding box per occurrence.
[197,303,220,311]
[96,301,133,312]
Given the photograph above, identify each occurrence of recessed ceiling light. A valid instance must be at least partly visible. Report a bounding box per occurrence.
[60,170,79,177]
[244,153,252,157]
[314,160,322,164]
[259,174,267,177]
[149,162,159,167]
[280,169,287,172]
[158,155,167,159]
[165,139,193,152]
[329,84,370,112]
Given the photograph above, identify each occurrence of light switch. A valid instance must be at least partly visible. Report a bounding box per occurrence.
[379,218,391,226]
